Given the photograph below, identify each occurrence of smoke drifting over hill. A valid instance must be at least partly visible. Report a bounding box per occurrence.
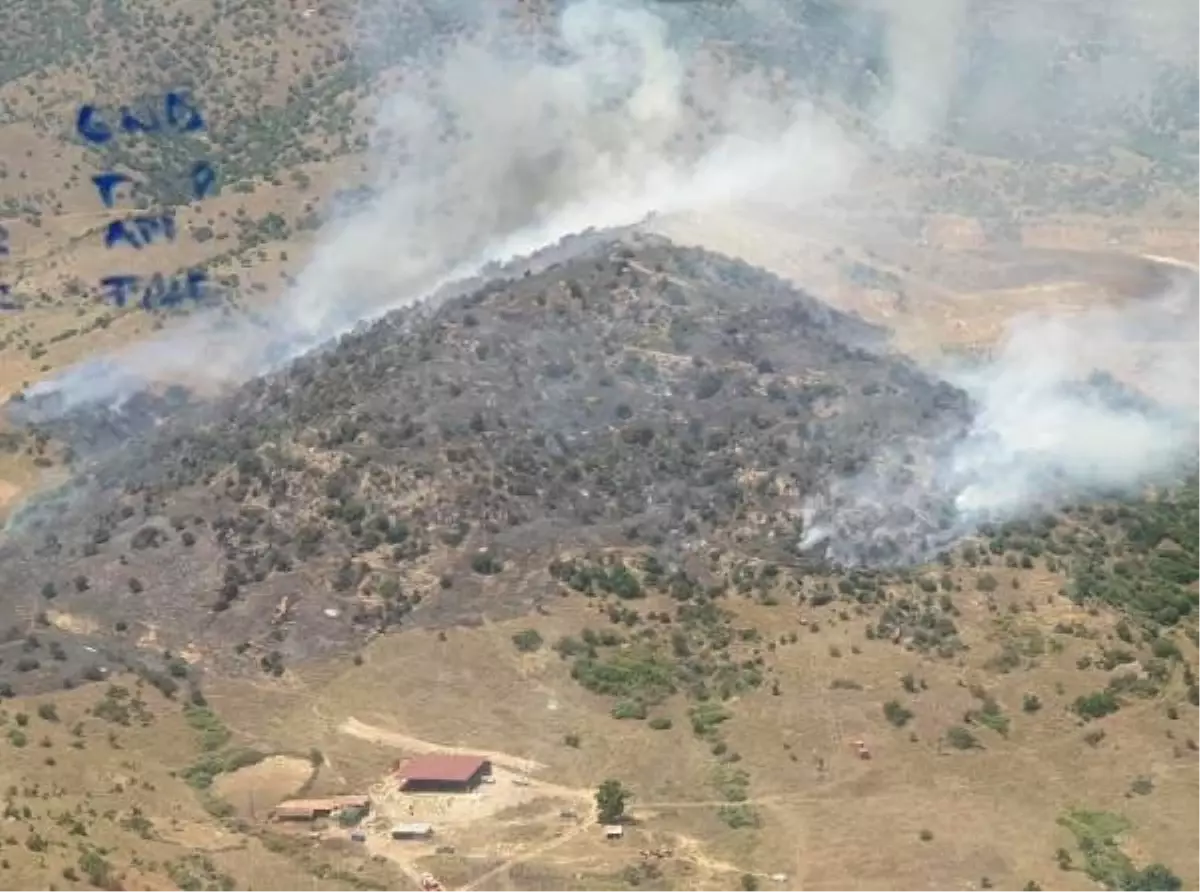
[12,0,1200,564]
[801,272,1199,565]
[36,0,866,412]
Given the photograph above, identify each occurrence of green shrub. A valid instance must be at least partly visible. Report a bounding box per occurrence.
[883,700,914,727]
[611,700,647,720]
[511,629,544,653]
[945,726,980,750]
[1073,690,1120,720]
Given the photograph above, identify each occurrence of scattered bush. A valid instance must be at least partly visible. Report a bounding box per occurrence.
[883,700,914,728]
[511,629,544,653]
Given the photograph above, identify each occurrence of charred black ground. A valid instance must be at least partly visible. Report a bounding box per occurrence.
[0,232,979,692]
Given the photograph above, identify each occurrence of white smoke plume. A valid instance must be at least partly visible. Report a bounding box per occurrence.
[11,0,1199,567]
[874,0,966,148]
[948,280,1198,515]
[28,0,864,411]
[804,271,1199,565]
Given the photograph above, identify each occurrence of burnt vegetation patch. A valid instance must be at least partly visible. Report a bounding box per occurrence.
[0,232,1194,697]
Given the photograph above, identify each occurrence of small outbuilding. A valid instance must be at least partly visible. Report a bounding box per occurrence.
[392,823,434,840]
[272,803,321,822]
[269,795,370,822]
[397,755,493,793]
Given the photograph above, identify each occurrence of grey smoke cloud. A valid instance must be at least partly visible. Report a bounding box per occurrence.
[802,272,1199,565]
[30,0,863,412]
[874,0,966,148]
[949,282,1198,515]
[13,0,1200,565]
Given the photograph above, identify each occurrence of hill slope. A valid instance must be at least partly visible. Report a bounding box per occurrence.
[2,232,973,685]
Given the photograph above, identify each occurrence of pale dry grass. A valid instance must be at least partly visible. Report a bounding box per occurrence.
[215,754,315,818]
[185,572,1199,891]
[0,676,368,891]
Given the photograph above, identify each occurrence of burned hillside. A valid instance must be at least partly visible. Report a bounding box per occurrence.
[0,233,975,689]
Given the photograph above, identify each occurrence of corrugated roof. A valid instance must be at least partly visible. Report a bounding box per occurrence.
[272,805,318,818]
[274,795,369,812]
[391,823,433,834]
[398,754,490,783]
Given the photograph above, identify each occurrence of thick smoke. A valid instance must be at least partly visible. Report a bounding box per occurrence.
[873,0,966,148]
[11,0,1200,566]
[802,271,1199,565]
[27,0,862,413]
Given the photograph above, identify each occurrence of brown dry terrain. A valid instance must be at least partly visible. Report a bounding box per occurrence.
[0,0,1197,890]
[4,548,1196,890]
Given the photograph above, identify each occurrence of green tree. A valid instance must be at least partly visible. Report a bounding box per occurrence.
[1126,864,1182,891]
[883,699,914,727]
[595,778,630,824]
[511,629,544,653]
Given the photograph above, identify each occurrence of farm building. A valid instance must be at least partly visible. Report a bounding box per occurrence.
[269,795,370,822]
[391,823,435,840]
[272,804,321,822]
[396,754,493,793]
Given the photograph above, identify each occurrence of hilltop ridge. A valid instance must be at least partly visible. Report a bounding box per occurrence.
[1,231,973,682]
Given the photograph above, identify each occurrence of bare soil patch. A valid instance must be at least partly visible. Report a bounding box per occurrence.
[214,754,316,818]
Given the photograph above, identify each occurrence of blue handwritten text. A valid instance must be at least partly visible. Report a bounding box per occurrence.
[0,225,9,309]
[100,269,208,310]
[91,163,219,207]
[77,90,205,145]
[91,172,131,208]
[191,161,218,200]
[104,213,176,250]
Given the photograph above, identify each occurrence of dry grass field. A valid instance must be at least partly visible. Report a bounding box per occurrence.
[177,551,1196,891]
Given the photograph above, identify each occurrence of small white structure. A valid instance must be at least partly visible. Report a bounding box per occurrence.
[392,823,434,841]
[604,825,624,840]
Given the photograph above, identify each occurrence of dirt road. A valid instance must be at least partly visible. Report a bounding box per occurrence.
[339,716,547,775]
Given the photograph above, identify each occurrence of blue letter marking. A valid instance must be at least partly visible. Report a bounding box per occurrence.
[142,269,209,309]
[104,213,176,250]
[77,92,203,145]
[165,91,205,133]
[133,213,176,244]
[99,269,207,310]
[100,275,140,307]
[186,268,208,299]
[119,105,161,135]
[140,273,174,310]
[91,172,132,208]
[190,161,218,200]
[77,105,112,144]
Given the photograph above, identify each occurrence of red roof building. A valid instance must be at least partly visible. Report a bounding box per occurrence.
[397,754,493,792]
